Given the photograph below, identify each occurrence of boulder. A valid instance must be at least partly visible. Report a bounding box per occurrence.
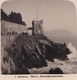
[49,68,63,74]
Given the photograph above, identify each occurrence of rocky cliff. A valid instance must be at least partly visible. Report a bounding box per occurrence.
[2,33,71,74]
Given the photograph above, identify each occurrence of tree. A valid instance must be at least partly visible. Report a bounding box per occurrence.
[1,9,26,25]
[1,9,8,21]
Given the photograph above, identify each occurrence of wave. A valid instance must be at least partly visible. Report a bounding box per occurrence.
[67,43,77,61]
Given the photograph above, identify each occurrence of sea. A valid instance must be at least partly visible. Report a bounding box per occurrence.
[29,43,77,74]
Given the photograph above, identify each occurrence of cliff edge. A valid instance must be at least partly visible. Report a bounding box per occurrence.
[2,33,71,74]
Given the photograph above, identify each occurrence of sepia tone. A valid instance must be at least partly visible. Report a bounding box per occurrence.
[1,0,77,74]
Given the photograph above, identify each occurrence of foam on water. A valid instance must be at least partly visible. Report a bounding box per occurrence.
[67,43,77,61]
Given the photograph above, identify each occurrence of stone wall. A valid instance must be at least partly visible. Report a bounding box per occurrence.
[1,20,27,35]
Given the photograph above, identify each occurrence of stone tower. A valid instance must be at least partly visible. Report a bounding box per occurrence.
[32,19,44,35]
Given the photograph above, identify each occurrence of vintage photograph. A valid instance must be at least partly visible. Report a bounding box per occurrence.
[1,0,77,74]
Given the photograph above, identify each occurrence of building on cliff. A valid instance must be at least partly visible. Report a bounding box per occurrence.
[1,20,27,35]
[32,19,44,35]
[28,19,44,35]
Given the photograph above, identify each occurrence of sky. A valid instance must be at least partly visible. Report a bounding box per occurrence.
[0,0,77,35]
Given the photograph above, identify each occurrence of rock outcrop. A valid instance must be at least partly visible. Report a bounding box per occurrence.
[49,68,63,74]
[2,33,71,74]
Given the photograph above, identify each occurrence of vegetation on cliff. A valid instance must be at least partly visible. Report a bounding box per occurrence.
[1,9,26,25]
